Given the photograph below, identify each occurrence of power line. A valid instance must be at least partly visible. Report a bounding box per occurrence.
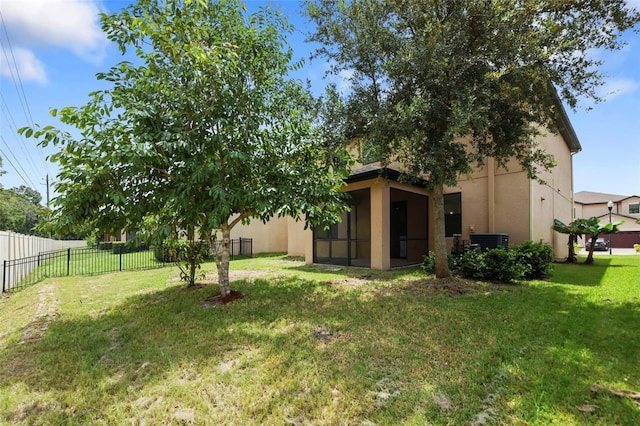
[0,10,51,176]
[0,137,37,188]
[0,11,35,127]
[0,97,42,175]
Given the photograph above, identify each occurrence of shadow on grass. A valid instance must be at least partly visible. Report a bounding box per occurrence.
[284,262,420,282]
[550,256,614,286]
[0,272,639,424]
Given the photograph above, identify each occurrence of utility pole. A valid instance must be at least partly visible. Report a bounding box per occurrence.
[46,173,50,207]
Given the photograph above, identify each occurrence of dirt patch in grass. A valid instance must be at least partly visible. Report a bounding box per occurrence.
[373,275,495,298]
[204,270,268,285]
[326,276,375,289]
[20,284,58,344]
[326,274,505,297]
[423,276,486,296]
[203,290,244,307]
[430,276,518,296]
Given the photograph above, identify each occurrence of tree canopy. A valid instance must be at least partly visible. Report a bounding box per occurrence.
[21,0,350,296]
[305,0,639,277]
[0,187,43,235]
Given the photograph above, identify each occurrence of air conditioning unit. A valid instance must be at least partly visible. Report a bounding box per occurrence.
[469,233,509,251]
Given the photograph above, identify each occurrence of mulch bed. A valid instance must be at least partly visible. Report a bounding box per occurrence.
[203,290,244,308]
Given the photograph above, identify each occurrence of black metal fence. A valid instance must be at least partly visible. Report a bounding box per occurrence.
[2,246,163,293]
[212,237,253,258]
[2,238,253,293]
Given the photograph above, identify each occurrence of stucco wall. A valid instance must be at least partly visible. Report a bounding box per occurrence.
[286,217,306,257]
[618,197,640,219]
[452,163,530,246]
[228,216,289,254]
[447,130,575,259]
[495,167,531,244]
[532,132,575,259]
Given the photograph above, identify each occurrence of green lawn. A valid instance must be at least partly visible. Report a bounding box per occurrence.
[0,254,638,425]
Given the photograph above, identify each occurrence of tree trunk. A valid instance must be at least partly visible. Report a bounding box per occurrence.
[187,242,198,286]
[432,183,451,278]
[585,233,597,264]
[187,225,197,286]
[217,224,232,297]
[565,234,577,263]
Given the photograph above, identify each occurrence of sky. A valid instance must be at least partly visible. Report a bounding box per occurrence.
[1,0,639,207]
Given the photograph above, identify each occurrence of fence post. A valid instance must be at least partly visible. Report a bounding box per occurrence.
[2,260,6,292]
[119,244,123,271]
[67,248,71,276]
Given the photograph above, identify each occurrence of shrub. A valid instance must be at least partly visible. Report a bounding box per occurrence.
[457,248,526,283]
[422,251,457,275]
[634,243,640,253]
[153,239,210,286]
[86,234,97,248]
[153,240,192,262]
[421,251,436,274]
[153,243,173,262]
[111,240,149,254]
[457,248,486,280]
[423,240,552,283]
[97,241,113,250]
[483,248,527,282]
[511,240,553,280]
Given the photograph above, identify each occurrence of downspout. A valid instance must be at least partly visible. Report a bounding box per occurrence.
[529,168,534,241]
[571,151,579,220]
[488,157,495,232]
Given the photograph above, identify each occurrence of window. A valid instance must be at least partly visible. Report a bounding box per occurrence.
[314,221,339,239]
[630,203,640,214]
[444,193,462,237]
[360,139,381,164]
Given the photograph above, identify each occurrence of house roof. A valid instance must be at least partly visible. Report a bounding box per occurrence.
[555,96,582,154]
[347,165,429,188]
[574,191,636,205]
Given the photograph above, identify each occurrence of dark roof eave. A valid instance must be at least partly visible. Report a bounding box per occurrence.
[554,92,582,154]
[346,167,429,189]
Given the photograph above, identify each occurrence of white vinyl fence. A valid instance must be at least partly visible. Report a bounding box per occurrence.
[0,231,86,291]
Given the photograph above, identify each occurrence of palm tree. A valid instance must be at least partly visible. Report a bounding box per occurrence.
[580,217,624,264]
[552,219,584,263]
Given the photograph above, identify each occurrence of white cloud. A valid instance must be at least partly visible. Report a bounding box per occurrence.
[597,77,640,101]
[337,69,354,91]
[1,0,107,63]
[625,0,640,11]
[0,46,47,85]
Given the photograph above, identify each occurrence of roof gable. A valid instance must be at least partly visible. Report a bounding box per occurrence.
[574,191,633,204]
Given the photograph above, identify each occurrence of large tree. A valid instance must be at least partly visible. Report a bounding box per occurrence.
[22,0,349,296]
[8,185,42,206]
[305,0,639,278]
[0,187,42,234]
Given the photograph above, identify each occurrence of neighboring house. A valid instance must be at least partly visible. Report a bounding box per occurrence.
[101,229,138,243]
[574,191,640,248]
[227,104,582,270]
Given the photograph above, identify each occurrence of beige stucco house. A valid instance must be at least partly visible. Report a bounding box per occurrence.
[574,191,640,248]
[229,108,582,269]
